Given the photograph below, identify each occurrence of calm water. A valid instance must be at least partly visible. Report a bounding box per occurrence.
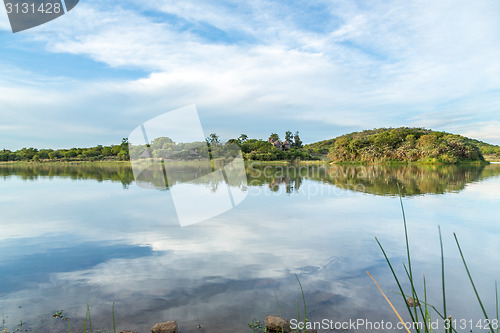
[1,163,500,332]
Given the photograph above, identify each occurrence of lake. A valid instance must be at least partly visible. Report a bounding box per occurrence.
[1,162,500,332]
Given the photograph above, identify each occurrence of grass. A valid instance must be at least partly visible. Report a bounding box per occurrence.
[370,185,498,332]
[248,274,309,332]
[80,304,117,333]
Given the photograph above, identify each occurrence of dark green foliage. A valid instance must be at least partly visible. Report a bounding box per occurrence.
[269,133,280,141]
[306,127,492,164]
[239,139,313,161]
[206,133,220,145]
[0,140,130,162]
[238,134,248,143]
[236,130,309,161]
[294,131,302,148]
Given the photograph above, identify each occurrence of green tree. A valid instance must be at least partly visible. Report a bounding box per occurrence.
[285,131,293,142]
[294,131,302,148]
[37,149,52,160]
[269,133,279,141]
[117,150,129,161]
[101,147,112,156]
[207,133,220,145]
[238,134,248,143]
[0,149,11,161]
[111,145,122,155]
[64,149,77,158]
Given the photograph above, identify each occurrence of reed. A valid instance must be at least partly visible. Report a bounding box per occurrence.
[371,186,498,332]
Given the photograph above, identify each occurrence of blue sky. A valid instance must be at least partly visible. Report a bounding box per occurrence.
[1,0,500,149]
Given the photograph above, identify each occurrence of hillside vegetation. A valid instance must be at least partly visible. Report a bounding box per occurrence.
[2,128,498,164]
[305,127,495,164]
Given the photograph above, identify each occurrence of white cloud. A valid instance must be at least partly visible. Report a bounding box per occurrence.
[460,121,500,144]
[1,0,500,147]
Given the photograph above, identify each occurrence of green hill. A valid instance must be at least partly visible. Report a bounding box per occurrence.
[464,138,500,160]
[305,127,498,164]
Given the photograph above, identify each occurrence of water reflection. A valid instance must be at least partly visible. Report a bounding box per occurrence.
[246,163,498,196]
[1,162,499,196]
[0,162,499,332]
[0,163,135,187]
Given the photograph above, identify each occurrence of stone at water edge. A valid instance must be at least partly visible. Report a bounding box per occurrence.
[265,315,291,333]
[151,321,179,333]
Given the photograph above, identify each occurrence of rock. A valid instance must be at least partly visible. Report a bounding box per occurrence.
[151,321,178,333]
[265,315,291,333]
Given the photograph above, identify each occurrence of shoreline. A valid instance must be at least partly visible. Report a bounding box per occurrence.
[0,158,496,166]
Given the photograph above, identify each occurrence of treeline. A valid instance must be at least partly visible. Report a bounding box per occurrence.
[239,139,312,161]
[0,131,314,163]
[0,139,130,162]
[305,127,489,163]
[7,127,494,164]
[129,132,315,162]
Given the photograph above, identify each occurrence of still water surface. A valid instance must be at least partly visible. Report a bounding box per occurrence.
[0,163,500,332]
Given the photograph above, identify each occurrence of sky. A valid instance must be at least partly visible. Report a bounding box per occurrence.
[1,0,500,150]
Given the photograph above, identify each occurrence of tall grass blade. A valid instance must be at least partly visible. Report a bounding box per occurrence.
[424,275,431,333]
[402,264,428,332]
[438,226,449,333]
[397,184,419,324]
[454,233,495,333]
[392,291,459,333]
[112,302,116,333]
[375,237,416,324]
[367,271,411,333]
[295,274,308,323]
[83,305,89,333]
